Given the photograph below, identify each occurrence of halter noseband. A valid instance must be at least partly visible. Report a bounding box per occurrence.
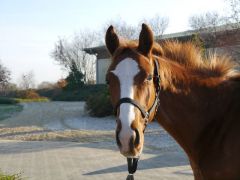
[114,59,161,125]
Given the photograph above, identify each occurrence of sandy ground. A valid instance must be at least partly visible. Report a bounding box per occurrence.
[0,102,193,179]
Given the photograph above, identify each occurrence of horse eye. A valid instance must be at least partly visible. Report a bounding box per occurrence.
[146,74,153,81]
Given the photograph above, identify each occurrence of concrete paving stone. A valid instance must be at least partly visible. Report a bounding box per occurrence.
[0,140,193,180]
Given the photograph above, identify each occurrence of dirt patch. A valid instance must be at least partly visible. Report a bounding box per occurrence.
[0,126,115,142]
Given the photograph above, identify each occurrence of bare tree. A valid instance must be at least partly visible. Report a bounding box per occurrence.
[19,71,35,90]
[189,0,240,30]
[103,15,169,40]
[0,60,11,95]
[189,0,240,59]
[189,12,223,48]
[52,16,169,85]
[226,0,240,27]
[224,0,240,58]
[51,31,98,84]
[189,12,222,31]
[103,18,138,40]
[140,15,169,37]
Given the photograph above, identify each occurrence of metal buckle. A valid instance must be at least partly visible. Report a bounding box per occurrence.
[144,112,149,125]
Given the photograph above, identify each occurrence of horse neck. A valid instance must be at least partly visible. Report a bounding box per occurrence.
[156,58,229,161]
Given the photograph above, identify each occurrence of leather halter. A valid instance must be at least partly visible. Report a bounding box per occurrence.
[114,59,161,125]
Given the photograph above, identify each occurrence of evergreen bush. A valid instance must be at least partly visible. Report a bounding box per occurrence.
[85,88,113,117]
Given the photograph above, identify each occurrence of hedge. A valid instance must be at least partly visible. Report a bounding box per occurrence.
[0,97,18,104]
[37,84,107,101]
[85,88,113,117]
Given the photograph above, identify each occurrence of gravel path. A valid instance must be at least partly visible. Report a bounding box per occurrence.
[0,102,193,179]
[0,102,84,129]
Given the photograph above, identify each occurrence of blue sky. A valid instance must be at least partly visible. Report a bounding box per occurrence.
[0,0,227,85]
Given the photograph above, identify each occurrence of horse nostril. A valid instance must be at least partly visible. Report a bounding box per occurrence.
[116,129,121,147]
[134,129,140,147]
[116,119,122,147]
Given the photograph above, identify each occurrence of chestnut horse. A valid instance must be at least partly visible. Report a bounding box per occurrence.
[105,24,240,180]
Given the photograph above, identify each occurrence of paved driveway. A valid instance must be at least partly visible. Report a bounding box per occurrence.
[0,102,193,179]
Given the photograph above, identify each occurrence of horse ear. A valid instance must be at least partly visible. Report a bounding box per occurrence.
[105,25,120,55]
[138,23,154,56]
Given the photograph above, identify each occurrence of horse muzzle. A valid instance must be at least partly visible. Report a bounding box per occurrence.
[116,128,143,158]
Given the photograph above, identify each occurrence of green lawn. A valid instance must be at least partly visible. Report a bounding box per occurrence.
[0,170,23,180]
[0,104,23,121]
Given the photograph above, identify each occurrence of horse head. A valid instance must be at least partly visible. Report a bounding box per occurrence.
[105,24,159,158]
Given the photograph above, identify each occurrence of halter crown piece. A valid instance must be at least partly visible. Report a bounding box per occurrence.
[113,59,161,180]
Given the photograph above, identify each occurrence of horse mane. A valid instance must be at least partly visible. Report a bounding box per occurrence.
[111,38,239,92]
[154,41,239,92]
[160,41,236,75]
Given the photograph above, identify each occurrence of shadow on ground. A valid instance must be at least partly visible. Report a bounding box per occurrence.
[83,151,190,176]
[0,140,190,174]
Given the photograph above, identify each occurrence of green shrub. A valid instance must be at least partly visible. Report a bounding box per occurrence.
[85,88,113,117]
[64,62,85,90]
[0,97,18,104]
[191,33,206,56]
[37,88,61,99]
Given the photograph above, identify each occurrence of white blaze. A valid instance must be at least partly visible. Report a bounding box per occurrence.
[112,58,140,152]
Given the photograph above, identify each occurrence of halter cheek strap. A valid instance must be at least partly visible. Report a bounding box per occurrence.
[114,59,161,124]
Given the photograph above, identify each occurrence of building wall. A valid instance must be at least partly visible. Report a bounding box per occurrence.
[97,58,111,84]
[207,45,240,62]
